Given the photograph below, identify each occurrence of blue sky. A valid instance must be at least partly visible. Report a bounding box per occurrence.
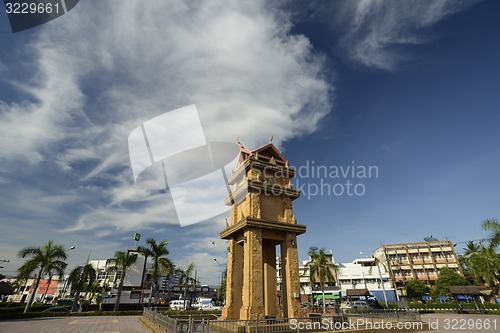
[0,0,499,286]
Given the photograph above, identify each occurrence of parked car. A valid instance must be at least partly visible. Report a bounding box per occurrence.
[56,299,74,306]
[42,307,70,313]
[169,299,190,310]
[301,302,313,309]
[193,298,222,310]
[352,301,369,309]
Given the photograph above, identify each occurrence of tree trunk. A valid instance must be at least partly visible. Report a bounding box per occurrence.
[42,275,53,303]
[114,274,125,311]
[321,286,326,314]
[183,282,188,309]
[149,282,154,308]
[376,263,389,308]
[24,267,43,313]
[71,290,81,312]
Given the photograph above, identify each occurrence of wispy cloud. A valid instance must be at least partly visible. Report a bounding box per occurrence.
[290,0,480,70]
[0,0,330,272]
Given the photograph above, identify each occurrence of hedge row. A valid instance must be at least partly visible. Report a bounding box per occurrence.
[0,310,143,321]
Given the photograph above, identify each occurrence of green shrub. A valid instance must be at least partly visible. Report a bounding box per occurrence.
[409,301,456,309]
[0,310,143,321]
[484,303,500,310]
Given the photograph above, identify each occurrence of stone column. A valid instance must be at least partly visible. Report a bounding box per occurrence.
[239,228,265,319]
[281,232,305,318]
[263,240,277,318]
[220,239,243,320]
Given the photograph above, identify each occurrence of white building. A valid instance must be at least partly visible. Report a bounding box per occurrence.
[7,277,66,303]
[89,258,152,306]
[279,253,396,305]
[336,257,396,304]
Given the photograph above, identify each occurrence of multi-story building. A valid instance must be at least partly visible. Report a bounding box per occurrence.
[336,257,396,304]
[281,252,396,305]
[373,240,462,297]
[7,277,65,303]
[90,259,152,305]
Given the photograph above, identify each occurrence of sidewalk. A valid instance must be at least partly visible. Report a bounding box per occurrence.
[420,313,498,332]
[0,315,149,333]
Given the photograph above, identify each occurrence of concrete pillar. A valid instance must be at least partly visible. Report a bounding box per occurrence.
[263,241,277,318]
[281,232,304,318]
[220,239,243,320]
[239,228,265,320]
[279,242,289,317]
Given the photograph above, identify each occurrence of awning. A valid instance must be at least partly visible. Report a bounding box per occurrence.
[346,289,370,297]
[313,294,340,300]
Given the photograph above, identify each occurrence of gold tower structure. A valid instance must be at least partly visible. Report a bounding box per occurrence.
[220,141,306,320]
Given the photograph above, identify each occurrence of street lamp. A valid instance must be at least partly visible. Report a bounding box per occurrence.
[60,247,77,299]
[213,258,224,306]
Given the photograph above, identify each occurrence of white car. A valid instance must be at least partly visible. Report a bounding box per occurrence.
[169,300,190,310]
[192,298,222,310]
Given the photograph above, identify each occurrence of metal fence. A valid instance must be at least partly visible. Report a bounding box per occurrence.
[143,308,422,333]
[342,308,421,322]
[144,308,179,332]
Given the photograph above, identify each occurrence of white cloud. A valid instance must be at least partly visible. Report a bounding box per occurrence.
[0,0,331,275]
[292,0,480,70]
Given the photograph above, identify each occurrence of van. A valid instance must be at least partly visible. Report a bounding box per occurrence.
[352,301,369,308]
[192,298,214,310]
[169,300,189,310]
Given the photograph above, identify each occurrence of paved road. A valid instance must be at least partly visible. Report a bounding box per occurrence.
[1,313,497,333]
[420,313,498,332]
[0,316,149,333]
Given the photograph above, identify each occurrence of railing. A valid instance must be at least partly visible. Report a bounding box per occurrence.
[142,308,422,333]
[342,308,421,322]
[144,308,178,332]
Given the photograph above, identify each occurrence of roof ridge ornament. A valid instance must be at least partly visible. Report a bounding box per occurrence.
[237,137,244,149]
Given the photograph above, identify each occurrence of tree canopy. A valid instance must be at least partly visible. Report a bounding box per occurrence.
[107,250,138,311]
[405,279,430,299]
[17,240,67,313]
[140,238,172,282]
[305,247,337,313]
[430,267,468,297]
[482,219,500,250]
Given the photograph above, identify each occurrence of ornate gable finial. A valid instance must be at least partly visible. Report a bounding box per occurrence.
[237,137,244,148]
[269,135,273,144]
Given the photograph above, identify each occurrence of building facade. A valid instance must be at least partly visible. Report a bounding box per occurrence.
[373,240,462,297]
[337,257,396,304]
[292,254,396,305]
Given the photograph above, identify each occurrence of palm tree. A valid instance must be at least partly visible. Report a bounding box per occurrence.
[482,219,500,250]
[177,263,195,309]
[305,247,337,313]
[107,250,138,311]
[67,263,97,312]
[17,241,67,313]
[460,242,500,290]
[463,241,481,257]
[139,238,173,306]
[369,257,390,308]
